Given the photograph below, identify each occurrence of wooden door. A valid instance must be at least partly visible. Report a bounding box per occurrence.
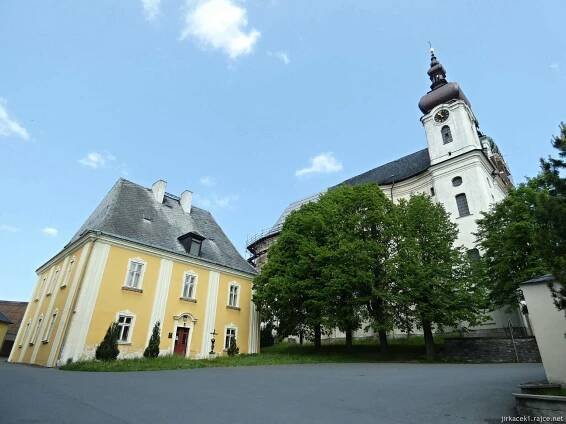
[174,327,190,357]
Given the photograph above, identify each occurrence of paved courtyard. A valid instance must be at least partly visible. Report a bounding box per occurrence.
[0,360,544,424]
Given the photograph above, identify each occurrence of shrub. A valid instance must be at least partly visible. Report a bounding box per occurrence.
[227,336,239,356]
[143,321,161,359]
[95,322,120,361]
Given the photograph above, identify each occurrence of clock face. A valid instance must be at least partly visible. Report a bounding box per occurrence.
[434,109,449,123]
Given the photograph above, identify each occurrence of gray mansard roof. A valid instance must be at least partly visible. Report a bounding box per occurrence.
[69,179,256,275]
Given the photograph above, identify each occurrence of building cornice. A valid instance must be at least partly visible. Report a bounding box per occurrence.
[36,231,255,280]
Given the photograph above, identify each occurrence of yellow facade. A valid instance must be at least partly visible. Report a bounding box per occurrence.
[9,234,258,367]
[0,322,8,350]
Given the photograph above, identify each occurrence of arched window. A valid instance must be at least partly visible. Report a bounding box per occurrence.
[455,193,470,217]
[441,125,453,144]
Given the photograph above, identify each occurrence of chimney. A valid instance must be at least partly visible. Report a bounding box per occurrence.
[151,180,167,203]
[180,190,192,214]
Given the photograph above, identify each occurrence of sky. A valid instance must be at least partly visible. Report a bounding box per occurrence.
[1,0,565,301]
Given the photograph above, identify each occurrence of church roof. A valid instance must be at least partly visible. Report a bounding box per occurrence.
[336,148,431,187]
[247,148,432,249]
[68,179,256,275]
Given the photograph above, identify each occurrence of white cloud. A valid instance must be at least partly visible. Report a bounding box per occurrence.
[295,152,343,177]
[180,0,261,59]
[200,176,216,187]
[0,98,30,141]
[0,224,20,233]
[78,151,116,169]
[142,0,161,21]
[193,193,238,209]
[214,194,238,208]
[42,227,58,237]
[268,50,290,65]
[549,63,560,72]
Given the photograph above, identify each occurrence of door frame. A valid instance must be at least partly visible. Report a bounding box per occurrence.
[170,313,197,358]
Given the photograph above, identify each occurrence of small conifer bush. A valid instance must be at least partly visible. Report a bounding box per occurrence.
[95,322,120,361]
[143,321,161,359]
[227,336,239,357]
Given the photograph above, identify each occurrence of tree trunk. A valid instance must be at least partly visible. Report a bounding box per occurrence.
[422,320,435,360]
[314,324,322,350]
[299,331,304,345]
[345,329,353,349]
[378,329,389,353]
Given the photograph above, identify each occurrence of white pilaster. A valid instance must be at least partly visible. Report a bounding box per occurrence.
[248,300,260,354]
[146,259,173,346]
[200,271,220,357]
[59,241,110,363]
[48,242,93,367]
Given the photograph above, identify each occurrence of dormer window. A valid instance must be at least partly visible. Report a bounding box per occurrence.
[178,232,205,257]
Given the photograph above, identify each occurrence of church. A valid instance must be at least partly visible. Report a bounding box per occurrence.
[247,50,526,337]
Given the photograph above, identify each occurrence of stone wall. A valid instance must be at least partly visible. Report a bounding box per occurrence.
[444,337,541,363]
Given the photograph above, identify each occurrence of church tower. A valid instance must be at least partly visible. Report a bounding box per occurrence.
[418,49,512,248]
[419,49,482,166]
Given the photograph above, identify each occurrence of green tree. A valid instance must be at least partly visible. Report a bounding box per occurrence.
[253,184,395,350]
[392,194,487,359]
[475,182,548,308]
[537,122,566,309]
[143,321,161,359]
[476,123,566,314]
[253,201,328,349]
[95,322,120,361]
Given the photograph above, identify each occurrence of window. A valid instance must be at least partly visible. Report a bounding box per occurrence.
[19,320,31,347]
[117,314,134,343]
[430,187,435,196]
[125,260,145,289]
[37,276,48,299]
[182,273,197,299]
[48,267,60,295]
[455,193,470,217]
[441,125,453,144]
[178,232,205,257]
[452,176,463,187]
[228,283,239,308]
[30,315,43,345]
[61,257,75,288]
[224,327,236,349]
[189,238,202,256]
[42,310,58,343]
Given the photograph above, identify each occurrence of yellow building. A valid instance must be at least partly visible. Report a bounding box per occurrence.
[9,179,259,367]
[0,312,12,353]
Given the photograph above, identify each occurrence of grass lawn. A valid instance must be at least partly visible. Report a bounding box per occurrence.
[60,336,444,372]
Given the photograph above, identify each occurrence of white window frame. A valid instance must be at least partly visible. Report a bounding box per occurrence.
[47,267,60,295]
[116,311,136,344]
[61,256,76,288]
[30,314,44,345]
[123,258,146,290]
[42,309,58,343]
[227,282,240,308]
[224,325,238,350]
[181,271,198,300]
[36,276,48,300]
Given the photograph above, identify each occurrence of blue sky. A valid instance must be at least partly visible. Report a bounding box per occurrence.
[1,0,565,301]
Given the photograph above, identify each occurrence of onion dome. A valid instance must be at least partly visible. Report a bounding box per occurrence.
[418,48,471,114]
